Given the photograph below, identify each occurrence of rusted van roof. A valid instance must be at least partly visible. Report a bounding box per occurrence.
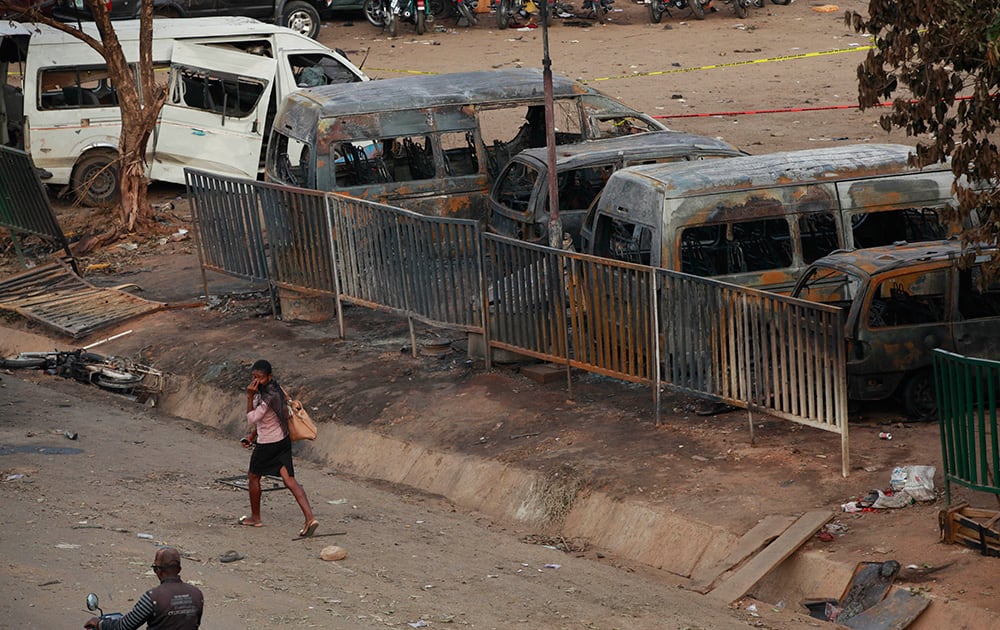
[284,68,603,117]
[613,144,950,196]
[808,239,992,277]
[513,130,744,170]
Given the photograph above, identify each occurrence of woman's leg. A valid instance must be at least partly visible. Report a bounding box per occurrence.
[245,472,263,524]
[279,465,316,529]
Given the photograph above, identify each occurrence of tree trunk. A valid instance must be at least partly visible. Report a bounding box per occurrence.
[13,0,166,232]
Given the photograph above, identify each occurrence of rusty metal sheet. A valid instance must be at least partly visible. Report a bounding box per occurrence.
[0,260,165,338]
[839,590,930,630]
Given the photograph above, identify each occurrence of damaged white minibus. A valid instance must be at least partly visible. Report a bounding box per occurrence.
[0,16,367,205]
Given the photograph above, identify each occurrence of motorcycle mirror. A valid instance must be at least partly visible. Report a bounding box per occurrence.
[86,593,100,612]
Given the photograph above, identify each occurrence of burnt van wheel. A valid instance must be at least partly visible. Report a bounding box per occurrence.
[71,150,119,207]
[902,370,937,421]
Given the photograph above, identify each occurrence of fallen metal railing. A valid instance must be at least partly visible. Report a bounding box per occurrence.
[0,146,76,272]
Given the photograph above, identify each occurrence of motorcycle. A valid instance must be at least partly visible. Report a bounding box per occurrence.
[581,0,613,20]
[493,0,553,30]
[646,0,710,23]
[452,0,478,26]
[388,0,433,35]
[365,0,449,32]
[84,593,123,629]
[363,0,392,27]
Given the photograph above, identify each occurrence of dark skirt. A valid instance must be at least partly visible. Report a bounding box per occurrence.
[249,436,295,477]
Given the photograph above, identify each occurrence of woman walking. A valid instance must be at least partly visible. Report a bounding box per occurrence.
[239,359,319,537]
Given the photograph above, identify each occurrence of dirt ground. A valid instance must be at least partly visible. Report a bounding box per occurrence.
[2,1,1000,627]
[2,372,821,629]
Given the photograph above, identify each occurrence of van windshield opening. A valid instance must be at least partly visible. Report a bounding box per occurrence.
[793,266,863,309]
[480,103,582,178]
[289,53,364,87]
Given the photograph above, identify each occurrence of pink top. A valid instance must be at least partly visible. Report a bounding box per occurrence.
[247,393,285,444]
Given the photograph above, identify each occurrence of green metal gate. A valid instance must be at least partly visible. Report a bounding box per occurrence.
[933,348,1000,503]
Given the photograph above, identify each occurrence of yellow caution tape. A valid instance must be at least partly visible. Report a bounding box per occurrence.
[584,45,873,83]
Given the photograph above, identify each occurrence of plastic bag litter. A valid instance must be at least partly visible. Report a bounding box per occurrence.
[890,465,936,502]
[871,489,913,509]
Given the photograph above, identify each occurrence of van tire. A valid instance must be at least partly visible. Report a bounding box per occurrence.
[282,1,321,39]
[902,369,937,421]
[71,150,119,207]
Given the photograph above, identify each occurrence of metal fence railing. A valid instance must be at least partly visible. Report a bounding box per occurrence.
[185,170,270,286]
[258,184,337,296]
[934,349,1000,503]
[483,236,849,474]
[186,170,851,474]
[657,272,848,473]
[484,235,570,365]
[567,254,656,384]
[330,196,482,331]
[0,146,75,271]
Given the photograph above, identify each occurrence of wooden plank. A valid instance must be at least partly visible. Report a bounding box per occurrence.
[688,514,797,593]
[840,590,930,630]
[708,510,833,603]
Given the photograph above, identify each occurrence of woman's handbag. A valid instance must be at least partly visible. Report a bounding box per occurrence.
[282,388,317,441]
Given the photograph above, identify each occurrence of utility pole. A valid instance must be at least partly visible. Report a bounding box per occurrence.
[540,1,563,250]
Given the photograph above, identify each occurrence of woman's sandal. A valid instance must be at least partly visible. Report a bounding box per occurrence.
[238,515,264,527]
[299,519,319,537]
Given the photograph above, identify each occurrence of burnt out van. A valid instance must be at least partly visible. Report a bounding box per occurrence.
[579,144,963,294]
[486,130,744,247]
[792,239,1000,419]
[264,68,668,221]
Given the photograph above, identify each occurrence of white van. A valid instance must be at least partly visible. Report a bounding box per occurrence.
[0,17,367,204]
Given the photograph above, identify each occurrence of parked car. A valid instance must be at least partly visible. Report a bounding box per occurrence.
[791,239,1000,419]
[53,0,362,39]
[487,130,745,247]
